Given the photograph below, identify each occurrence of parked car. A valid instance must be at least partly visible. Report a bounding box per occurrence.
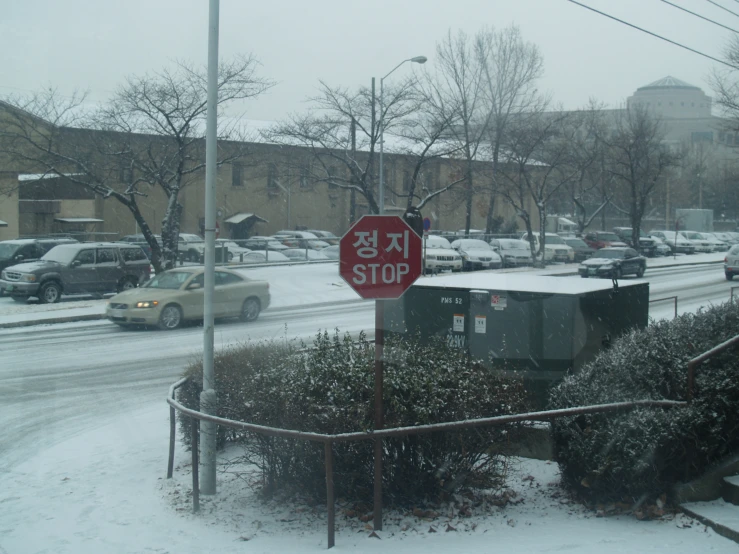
[281,248,330,261]
[520,233,575,262]
[679,231,714,253]
[714,232,739,246]
[725,244,739,280]
[235,236,289,251]
[306,230,340,245]
[612,227,658,257]
[0,238,78,273]
[649,236,673,256]
[274,232,330,249]
[213,239,251,262]
[178,233,206,262]
[0,242,151,303]
[649,231,696,254]
[697,232,729,251]
[321,244,340,260]
[489,238,533,267]
[119,234,162,259]
[423,235,463,273]
[240,250,291,264]
[105,267,270,330]
[449,239,502,271]
[583,231,628,250]
[562,237,596,262]
[578,247,647,279]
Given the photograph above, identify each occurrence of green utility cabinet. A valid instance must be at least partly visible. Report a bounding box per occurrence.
[384,273,649,406]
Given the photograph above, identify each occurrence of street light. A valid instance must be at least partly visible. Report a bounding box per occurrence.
[378,55,427,215]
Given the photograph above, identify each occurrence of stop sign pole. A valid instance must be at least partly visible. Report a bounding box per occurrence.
[339,215,422,531]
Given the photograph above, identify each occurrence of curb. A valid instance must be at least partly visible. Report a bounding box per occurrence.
[0,313,107,329]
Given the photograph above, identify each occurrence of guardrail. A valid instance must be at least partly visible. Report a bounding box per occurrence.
[166,386,688,548]
[650,296,679,319]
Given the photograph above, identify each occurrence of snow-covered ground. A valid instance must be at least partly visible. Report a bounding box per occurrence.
[1,404,734,553]
[0,252,736,552]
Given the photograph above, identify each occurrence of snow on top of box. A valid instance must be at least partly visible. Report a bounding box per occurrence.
[414,272,646,295]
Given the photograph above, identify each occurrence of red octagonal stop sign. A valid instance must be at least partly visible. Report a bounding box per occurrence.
[340,215,423,299]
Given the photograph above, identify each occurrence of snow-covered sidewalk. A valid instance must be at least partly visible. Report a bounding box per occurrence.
[0,253,724,328]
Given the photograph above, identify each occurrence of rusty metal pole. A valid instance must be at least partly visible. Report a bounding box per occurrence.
[673,296,678,319]
[325,441,335,548]
[373,299,384,531]
[168,403,176,479]
[191,417,200,512]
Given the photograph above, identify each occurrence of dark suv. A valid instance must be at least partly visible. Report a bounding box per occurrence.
[0,242,151,303]
[0,238,78,272]
[613,227,658,257]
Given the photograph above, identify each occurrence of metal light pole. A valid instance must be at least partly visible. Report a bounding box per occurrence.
[200,0,220,496]
[378,56,427,215]
[374,54,426,533]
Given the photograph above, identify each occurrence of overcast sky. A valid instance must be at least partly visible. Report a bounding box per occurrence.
[0,0,734,122]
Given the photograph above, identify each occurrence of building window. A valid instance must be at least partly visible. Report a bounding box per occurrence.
[299,165,310,189]
[267,163,279,193]
[691,131,713,143]
[719,131,726,142]
[232,163,243,187]
[119,167,133,183]
[403,170,411,193]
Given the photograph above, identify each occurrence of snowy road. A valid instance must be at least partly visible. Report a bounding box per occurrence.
[0,262,732,471]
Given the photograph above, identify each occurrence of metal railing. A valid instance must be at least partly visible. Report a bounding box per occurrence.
[166,384,688,548]
[650,295,679,319]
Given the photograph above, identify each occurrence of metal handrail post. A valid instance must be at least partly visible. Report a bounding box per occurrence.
[325,441,335,548]
[191,417,200,513]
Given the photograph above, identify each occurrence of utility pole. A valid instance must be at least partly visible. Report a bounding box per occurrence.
[200,0,219,496]
[350,117,357,224]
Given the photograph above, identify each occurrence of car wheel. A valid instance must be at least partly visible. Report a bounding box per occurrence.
[159,304,183,330]
[188,251,200,263]
[39,282,62,304]
[240,297,261,322]
[117,277,137,293]
[227,252,234,262]
[636,266,645,278]
[727,273,734,281]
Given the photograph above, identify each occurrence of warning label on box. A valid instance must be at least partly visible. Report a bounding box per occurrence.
[453,314,465,332]
[475,315,486,334]
[491,295,507,310]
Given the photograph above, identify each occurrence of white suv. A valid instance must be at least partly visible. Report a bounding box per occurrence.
[521,233,575,262]
[423,235,462,274]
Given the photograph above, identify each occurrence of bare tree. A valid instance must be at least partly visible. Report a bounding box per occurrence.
[425,29,492,234]
[477,25,545,234]
[498,108,579,265]
[599,105,678,249]
[565,102,613,234]
[711,36,739,132]
[0,56,273,272]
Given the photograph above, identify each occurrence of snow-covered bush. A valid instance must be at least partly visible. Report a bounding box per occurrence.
[549,301,739,503]
[178,330,528,505]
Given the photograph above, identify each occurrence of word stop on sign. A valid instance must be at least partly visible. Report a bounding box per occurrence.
[352,263,410,285]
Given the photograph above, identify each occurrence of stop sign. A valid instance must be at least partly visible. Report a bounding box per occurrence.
[340,215,423,299]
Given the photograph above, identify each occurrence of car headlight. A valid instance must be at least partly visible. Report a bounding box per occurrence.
[135,300,159,308]
[20,274,36,282]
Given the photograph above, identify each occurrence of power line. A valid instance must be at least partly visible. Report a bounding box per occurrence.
[660,0,739,34]
[705,0,739,19]
[565,0,739,70]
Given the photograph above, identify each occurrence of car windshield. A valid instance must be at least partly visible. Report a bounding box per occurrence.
[180,234,203,243]
[497,239,529,250]
[595,249,626,259]
[545,235,566,245]
[143,271,193,289]
[457,239,491,250]
[597,232,621,241]
[0,243,21,260]
[424,236,452,249]
[565,238,588,248]
[40,245,79,264]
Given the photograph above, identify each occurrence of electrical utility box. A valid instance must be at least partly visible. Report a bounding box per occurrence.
[676,209,714,233]
[383,273,649,407]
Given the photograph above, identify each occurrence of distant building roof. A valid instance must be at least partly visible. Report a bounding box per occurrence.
[637,76,700,91]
